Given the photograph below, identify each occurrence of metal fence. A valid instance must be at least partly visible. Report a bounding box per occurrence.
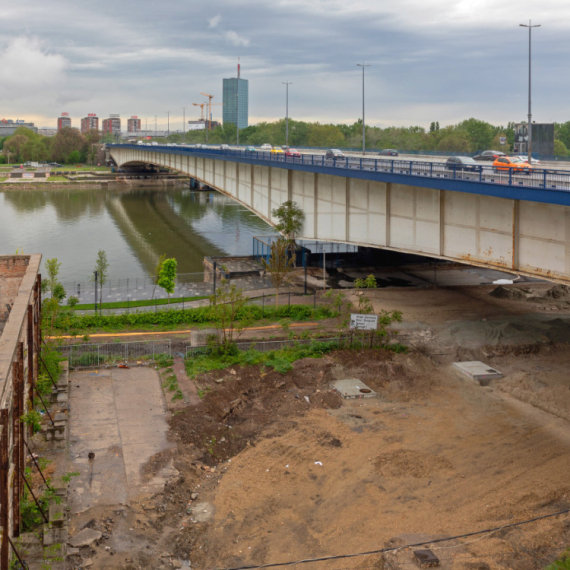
[58,340,172,368]
[185,334,380,358]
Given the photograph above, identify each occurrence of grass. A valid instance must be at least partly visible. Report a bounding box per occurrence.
[74,295,208,311]
[185,340,341,379]
[52,166,112,172]
[47,176,69,182]
[0,177,7,182]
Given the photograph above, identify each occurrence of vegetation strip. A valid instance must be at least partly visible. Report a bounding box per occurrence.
[74,295,208,310]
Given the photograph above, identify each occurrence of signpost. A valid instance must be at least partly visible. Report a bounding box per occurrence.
[349,314,378,330]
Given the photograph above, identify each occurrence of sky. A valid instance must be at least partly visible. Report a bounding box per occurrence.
[0,0,568,130]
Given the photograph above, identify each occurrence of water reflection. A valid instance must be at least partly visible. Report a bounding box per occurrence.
[0,186,272,281]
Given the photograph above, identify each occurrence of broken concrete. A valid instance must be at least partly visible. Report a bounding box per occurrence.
[330,378,377,399]
[453,361,503,385]
[67,528,102,548]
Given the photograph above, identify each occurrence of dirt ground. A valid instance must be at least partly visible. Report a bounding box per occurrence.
[65,281,570,570]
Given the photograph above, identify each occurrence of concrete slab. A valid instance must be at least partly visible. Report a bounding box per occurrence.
[67,528,102,548]
[68,367,173,515]
[330,379,377,399]
[453,361,503,385]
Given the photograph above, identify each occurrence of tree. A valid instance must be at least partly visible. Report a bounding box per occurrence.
[94,250,109,313]
[68,150,81,164]
[157,258,177,303]
[51,127,87,164]
[151,254,167,299]
[261,237,294,307]
[272,200,304,266]
[208,280,253,352]
[44,258,62,298]
[554,139,569,156]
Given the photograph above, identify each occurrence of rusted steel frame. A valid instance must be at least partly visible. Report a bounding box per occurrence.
[0,409,9,569]
[7,533,29,569]
[20,472,49,524]
[22,438,52,492]
[27,304,35,421]
[38,354,58,391]
[33,389,55,428]
[12,359,21,537]
[37,274,42,351]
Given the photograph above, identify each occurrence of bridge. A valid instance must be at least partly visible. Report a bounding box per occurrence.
[107,144,570,284]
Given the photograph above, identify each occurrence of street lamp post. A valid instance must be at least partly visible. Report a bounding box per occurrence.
[182,107,187,143]
[166,111,170,139]
[154,115,157,138]
[356,63,370,155]
[520,20,540,164]
[282,81,292,147]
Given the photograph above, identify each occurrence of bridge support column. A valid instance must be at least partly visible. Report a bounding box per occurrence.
[385,182,391,247]
[512,200,520,270]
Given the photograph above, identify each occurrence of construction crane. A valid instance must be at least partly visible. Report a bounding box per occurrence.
[192,102,206,121]
[199,92,224,142]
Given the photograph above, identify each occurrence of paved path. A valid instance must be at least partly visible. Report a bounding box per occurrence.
[68,367,175,513]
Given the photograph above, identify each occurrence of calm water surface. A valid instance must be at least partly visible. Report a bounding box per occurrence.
[0,186,272,282]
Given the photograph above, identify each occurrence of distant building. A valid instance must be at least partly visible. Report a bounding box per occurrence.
[57,113,71,131]
[81,114,99,134]
[223,64,248,130]
[102,115,121,136]
[38,128,57,137]
[127,116,141,133]
[0,119,37,137]
[513,123,554,157]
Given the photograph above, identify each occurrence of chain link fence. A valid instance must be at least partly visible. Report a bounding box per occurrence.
[58,340,172,368]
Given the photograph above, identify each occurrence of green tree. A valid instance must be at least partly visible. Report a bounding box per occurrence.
[208,280,253,352]
[554,139,569,156]
[456,118,494,151]
[44,258,62,298]
[272,200,304,266]
[68,149,81,164]
[51,127,87,164]
[152,253,167,299]
[261,237,294,307]
[157,258,177,303]
[94,250,109,314]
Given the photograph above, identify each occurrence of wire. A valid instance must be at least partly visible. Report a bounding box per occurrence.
[212,508,570,570]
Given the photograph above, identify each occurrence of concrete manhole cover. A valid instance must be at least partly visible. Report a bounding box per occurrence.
[453,361,503,385]
[330,379,377,399]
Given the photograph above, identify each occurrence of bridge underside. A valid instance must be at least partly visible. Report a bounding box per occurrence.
[110,147,570,284]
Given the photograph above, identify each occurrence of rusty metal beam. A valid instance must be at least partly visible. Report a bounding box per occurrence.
[0,409,9,569]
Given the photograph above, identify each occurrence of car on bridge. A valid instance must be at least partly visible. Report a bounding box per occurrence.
[284,148,301,158]
[245,146,257,152]
[220,144,230,150]
[326,149,344,159]
[473,150,506,161]
[260,143,272,150]
[445,156,479,171]
[493,156,533,173]
[270,147,284,155]
[517,155,541,165]
[379,149,398,156]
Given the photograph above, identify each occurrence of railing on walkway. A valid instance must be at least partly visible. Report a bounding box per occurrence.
[110,143,570,193]
[58,340,172,368]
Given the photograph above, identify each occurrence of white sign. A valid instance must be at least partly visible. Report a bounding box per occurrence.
[349,314,378,330]
[187,123,205,130]
[499,136,506,145]
[22,172,34,178]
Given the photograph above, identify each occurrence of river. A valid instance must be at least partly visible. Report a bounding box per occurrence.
[0,186,273,283]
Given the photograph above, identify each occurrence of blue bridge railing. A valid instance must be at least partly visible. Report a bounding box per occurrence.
[109,144,570,194]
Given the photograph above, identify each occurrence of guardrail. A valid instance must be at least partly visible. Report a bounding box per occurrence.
[109,144,570,193]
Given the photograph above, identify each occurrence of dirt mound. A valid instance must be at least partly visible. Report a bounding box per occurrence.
[170,357,344,465]
[375,449,454,478]
[490,285,530,300]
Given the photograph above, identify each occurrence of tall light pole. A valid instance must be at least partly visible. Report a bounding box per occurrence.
[356,63,370,155]
[182,107,187,143]
[282,81,292,147]
[154,115,157,138]
[520,20,540,163]
[166,111,170,139]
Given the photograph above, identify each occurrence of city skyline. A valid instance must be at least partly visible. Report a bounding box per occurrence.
[1,1,568,130]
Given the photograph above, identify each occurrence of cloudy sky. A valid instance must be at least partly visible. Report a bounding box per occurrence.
[1,0,567,130]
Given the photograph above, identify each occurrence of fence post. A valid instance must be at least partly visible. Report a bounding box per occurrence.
[97,345,100,367]
[125,342,128,363]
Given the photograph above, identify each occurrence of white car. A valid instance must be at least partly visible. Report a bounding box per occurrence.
[260,143,272,150]
[517,156,541,164]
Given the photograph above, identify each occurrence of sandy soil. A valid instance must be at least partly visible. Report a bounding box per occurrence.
[64,282,570,570]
